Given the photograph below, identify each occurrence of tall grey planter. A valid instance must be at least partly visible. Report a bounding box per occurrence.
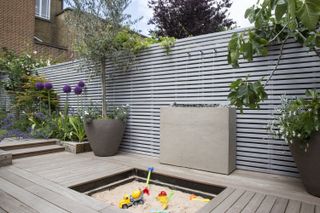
[160,107,236,175]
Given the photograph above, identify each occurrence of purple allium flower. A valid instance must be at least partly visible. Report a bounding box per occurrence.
[35,82,44,90]
[78,80,85,88]
[44,82,53,90]
[63,84,72,93]
[74,86,83,95]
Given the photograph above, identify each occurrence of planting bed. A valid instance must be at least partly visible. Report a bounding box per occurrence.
[71,169,225,213]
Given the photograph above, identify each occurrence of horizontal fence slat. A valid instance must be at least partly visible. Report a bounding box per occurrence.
[36,28,320,177]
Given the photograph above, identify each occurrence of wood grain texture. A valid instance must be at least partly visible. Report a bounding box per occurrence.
[211,189,245,212]
[300,202,315,213]
[0,190,38,213]
[285,200,301,213]
[242,193,266,213]
[270,198,288,213]
[5,166,109,211]
[196,188,235,213]
[226,191,255,213]
[0,177,67,213]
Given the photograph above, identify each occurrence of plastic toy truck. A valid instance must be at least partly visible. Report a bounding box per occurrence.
[119,189,144,209]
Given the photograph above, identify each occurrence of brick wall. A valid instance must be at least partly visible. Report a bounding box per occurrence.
[0,0,35,53]
[34,42,73,62]
[0,0,72,61]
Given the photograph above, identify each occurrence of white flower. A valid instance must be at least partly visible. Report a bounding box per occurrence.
[292,131,296,137]
[297,133,301,138]
[84,111,89,115]
[47,59,51,66]
[33,50,38,54]
[293,111,297,116]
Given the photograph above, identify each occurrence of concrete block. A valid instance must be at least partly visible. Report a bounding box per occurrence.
[0,149,12,167]
[160,107,236,175]
[62,141,92,154]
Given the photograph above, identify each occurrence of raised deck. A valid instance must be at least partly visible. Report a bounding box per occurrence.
[0,150,319,212]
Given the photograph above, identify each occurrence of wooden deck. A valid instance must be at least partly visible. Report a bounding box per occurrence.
[1,150,320,212]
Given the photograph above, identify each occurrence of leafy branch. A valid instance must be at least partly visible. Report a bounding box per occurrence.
[227,0,320,111]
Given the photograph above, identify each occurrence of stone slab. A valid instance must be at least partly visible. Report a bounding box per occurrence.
[160,107,236,175]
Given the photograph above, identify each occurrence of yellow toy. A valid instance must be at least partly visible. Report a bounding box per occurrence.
[119,189,144,209]
[156,191,174,210]
[189,194,210,202]
[156,191,169,209]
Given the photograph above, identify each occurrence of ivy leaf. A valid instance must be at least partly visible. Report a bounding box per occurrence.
[228,77,268,113]
[297,0,320,30]
[288,0,297,30]
[242,42,253,61]
[228,33,242,68]
[275,2,287,22]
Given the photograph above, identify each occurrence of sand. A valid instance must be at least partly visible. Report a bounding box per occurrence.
[91,181,209,213]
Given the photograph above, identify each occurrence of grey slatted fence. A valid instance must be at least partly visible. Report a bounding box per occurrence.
[38,28,320,177]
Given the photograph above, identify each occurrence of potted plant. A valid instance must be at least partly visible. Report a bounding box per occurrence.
[65,0,174,156]
[84,105,128,156]
[269,90,320,197]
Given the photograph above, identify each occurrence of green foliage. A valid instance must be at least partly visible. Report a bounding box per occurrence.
[0,48,50,92]
[15,75,58,114]
[269,90,320,151]
[228,78,267,113]
[66,0,174,117]
[82,104,102,123]
[227,0,320,111]
[29,112,57,139]
[109,105,129,122]
[159,36,176,55]
[53,113,73,141]
[68,115,86,142]
[29,112,87,142]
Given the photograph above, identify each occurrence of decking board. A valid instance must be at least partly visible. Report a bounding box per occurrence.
[226,190,255,213]
[1,151,319,213]
[241,193,266,213]
[270,198,288,213]
[211,189,246,212]
[5,167,109,211]
[0,177,67,213]
[0,190,38,213]
[285,199,301,213]
[0,169,99,213]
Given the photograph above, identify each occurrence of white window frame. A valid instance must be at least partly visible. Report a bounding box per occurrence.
[36,0,51,20]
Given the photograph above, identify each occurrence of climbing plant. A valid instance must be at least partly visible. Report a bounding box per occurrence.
[227,0,320,111]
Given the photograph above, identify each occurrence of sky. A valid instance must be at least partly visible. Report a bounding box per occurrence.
[65,0,256,36]
[126,0,256,36]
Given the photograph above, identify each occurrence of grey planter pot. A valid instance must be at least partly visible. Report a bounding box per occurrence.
[85,119,125,157]
[289,132,320,197]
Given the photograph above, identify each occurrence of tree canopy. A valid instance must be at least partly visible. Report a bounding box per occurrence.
[148,0,235,39]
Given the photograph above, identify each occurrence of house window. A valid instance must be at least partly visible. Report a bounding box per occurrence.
[36,0,51,20]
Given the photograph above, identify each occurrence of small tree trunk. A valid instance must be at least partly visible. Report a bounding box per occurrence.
[101,59,107,118]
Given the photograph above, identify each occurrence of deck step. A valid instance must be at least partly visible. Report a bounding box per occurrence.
[10,145,65,159]
[0,139,58,151]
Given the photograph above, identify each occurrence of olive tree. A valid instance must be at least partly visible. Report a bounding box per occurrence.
[65,0,154,117]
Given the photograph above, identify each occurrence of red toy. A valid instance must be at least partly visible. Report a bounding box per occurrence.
[143,167,154,195]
